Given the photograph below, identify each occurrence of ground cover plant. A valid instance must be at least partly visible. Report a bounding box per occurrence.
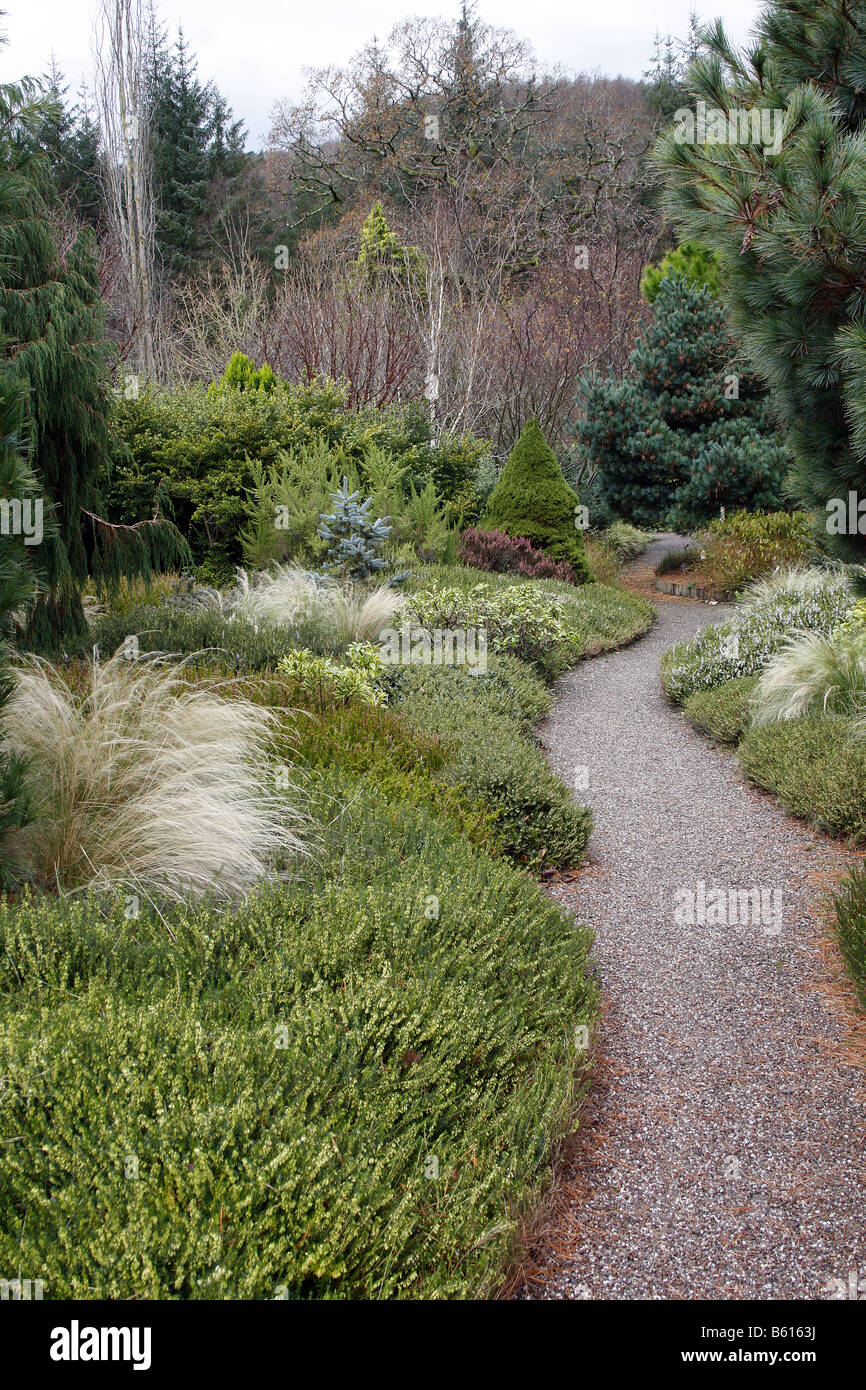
[0,777,597,1299]
[664,566,866,843]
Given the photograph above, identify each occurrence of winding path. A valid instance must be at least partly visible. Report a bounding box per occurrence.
[526,536,866,1300]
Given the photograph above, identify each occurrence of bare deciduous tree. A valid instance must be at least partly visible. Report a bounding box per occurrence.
[94,0,155,379]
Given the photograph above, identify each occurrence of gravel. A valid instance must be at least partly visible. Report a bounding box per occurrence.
[527,538,866,1301]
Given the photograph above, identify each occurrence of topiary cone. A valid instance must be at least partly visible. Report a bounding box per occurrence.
[482,419,590,581]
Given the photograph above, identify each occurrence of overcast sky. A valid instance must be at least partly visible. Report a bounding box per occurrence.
[3,0,766,148]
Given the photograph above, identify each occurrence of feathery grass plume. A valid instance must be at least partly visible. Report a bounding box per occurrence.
[229,566,404,649]
[751,630,866,726]
[741,566,840,607]
[2,653,303,899]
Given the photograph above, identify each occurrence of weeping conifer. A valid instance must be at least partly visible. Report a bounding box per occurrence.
[0,41,190,650]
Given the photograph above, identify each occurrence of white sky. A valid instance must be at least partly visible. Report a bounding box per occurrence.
[2,0,766,148]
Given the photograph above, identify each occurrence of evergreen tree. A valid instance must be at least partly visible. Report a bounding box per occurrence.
[0,39,190,650]
[573,275,788,529]
[148,26,246,277]
[356,201,423,294]
[0,369,38,885]
[482,419,590,579]
[641,239,721,304]
[655,0,866,559]
[37,64,103,227]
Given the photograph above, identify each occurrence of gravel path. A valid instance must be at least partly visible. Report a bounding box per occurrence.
[527,536,866,1301]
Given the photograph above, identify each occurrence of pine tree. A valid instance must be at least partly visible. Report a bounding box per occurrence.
[482,419,590,579]
[573,274,788,529]
[655,0,866,558]
[0,39,190,650]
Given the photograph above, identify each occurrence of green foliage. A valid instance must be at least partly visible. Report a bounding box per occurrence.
[739,715,866,842]
[212,352,277,394]
[696,510,815,594]
[93,604,312,673]
[831,866,866,1010]
[407,580,579,678]
[641,239,722,304]
[108,379,489,579]
[482,419,590,580]
[148,27,247,279]
[239,445,350,569]
[0,775,597,1298]
[396,651,551,731]
[604,521,653,562]
[682,676,758,744]
[397,671,593,869]
[356,201,424,295]
[0,66,188,647]
[318,479,392,580]
[278,643,387,707]
[655,4,866,561]
[0,370,39,884]
[573,275,789,529]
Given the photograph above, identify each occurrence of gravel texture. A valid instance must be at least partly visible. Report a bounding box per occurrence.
[527,537,866,1301]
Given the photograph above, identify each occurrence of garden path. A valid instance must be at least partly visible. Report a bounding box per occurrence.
[522,536,866,1299]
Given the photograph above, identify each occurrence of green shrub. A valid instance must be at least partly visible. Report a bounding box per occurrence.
[397,652,551,730]
[211,351,277,394]
[604,521,652,562]
[0,775,597,1299]
[397,675,592,869]
[739,715,866,841]
[682,676,758,744]
[482,419,590,580]
[407,580,579,678]
[661,569,854,703]
[695,510,815,595]
[108,379,490,578]
[94,605,314,672]
[831,866,866,1010]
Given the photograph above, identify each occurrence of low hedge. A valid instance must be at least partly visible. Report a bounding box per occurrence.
[682,676,758,745]
[0,772,597,1299]
[397,677,592,869]
[831,866,866,1010]
[738,715,866,842]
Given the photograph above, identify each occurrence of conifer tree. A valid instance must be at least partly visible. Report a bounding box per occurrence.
[655,0,866,558]
[0,37,190,649]
[573,274,788,528]
[0,369,38,885]
[482,419,590,579]
[148,25,246,277]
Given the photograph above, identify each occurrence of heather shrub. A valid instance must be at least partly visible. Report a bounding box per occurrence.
[0,775,597,1298]
[661,569,855,703]
[459,528,577,583]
